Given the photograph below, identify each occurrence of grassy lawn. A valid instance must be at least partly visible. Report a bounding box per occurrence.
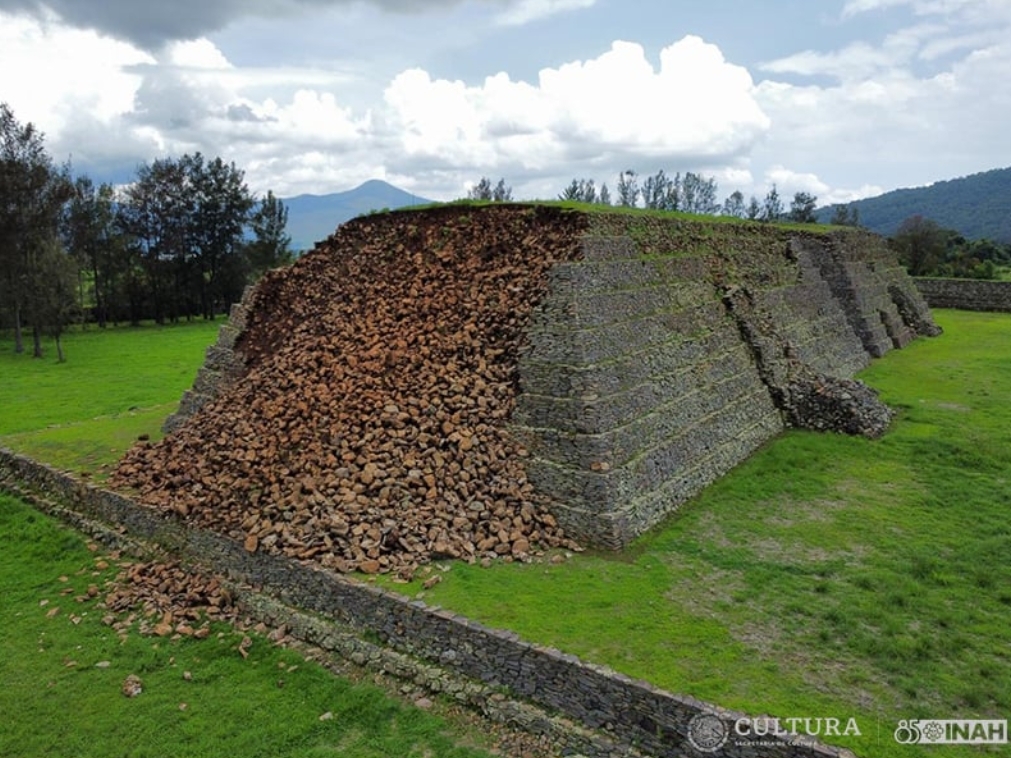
[0,320,221,478]
[0,494,498,758]
[3,310,1010,757]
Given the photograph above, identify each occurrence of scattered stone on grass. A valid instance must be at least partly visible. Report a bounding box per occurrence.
[121,674,143,698]
[101,560,238,639]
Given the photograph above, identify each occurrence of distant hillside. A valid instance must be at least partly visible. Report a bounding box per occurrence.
[819,167,1011,242]
[283,180,432,251]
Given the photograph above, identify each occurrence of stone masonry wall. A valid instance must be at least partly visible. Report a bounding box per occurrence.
[2,212,934,757]
[162,284,256,434]
[0,448,855,758]
[158,212,939,551]
[914,277,1011,312]
[511,219,939,548]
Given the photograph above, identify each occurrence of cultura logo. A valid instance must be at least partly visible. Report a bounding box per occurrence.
[733,716,861,738]
[894,719,1008,745]
[686,713,861,753]
[686,713,729,754]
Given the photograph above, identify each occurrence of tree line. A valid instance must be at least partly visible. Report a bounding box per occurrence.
[468,169,854,226]
[889,215,1011,280]
[470,171,1011,279]
[1,103,292,360]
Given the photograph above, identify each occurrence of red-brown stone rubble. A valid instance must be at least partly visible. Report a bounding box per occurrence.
[112,206,586,579]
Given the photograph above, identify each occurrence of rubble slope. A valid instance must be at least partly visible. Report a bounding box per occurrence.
[114,206,587,577]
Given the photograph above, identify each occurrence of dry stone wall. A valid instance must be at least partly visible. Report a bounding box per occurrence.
[163,286,255,434]
[914,277,1011,312]
[3,208,936,758]
[511,217,939,548]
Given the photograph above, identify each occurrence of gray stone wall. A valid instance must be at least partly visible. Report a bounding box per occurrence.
[0,448,855,758]
[914,277,1011,312]
[162,284,255,434]
[513,222,938,549]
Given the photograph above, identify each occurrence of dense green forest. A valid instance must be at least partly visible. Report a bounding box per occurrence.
[819,166,1011,242]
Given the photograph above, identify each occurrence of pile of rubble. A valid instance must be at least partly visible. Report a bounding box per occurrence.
[784,375,894,438]
[103,559,239,637]
[721,283,895,439]
[112,206,586,578]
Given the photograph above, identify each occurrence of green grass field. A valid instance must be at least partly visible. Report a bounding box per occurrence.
[3,310,1010,757]
[406,309,1011,757]
[0,495,499,758]
[0,320,221,477]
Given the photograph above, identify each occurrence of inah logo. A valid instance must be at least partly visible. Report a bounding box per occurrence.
[894,719,1008,745]
[687,713,729,753]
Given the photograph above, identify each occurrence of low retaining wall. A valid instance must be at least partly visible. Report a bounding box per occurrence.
[0,448,855,758]
[914,278,1011,312]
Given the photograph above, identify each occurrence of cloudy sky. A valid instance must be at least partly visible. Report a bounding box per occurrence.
[1,0,1009,204]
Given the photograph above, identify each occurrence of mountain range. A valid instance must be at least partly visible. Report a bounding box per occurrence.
[282,180,432,251]
[282,167,1011,253]
[818,166,1011,242]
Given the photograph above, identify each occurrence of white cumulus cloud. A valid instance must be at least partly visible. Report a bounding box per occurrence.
[752,0,1011,196]
[0,16,776,199]
[10,1,1007,207]
[0,11,152,131]
[384,36,770,179]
